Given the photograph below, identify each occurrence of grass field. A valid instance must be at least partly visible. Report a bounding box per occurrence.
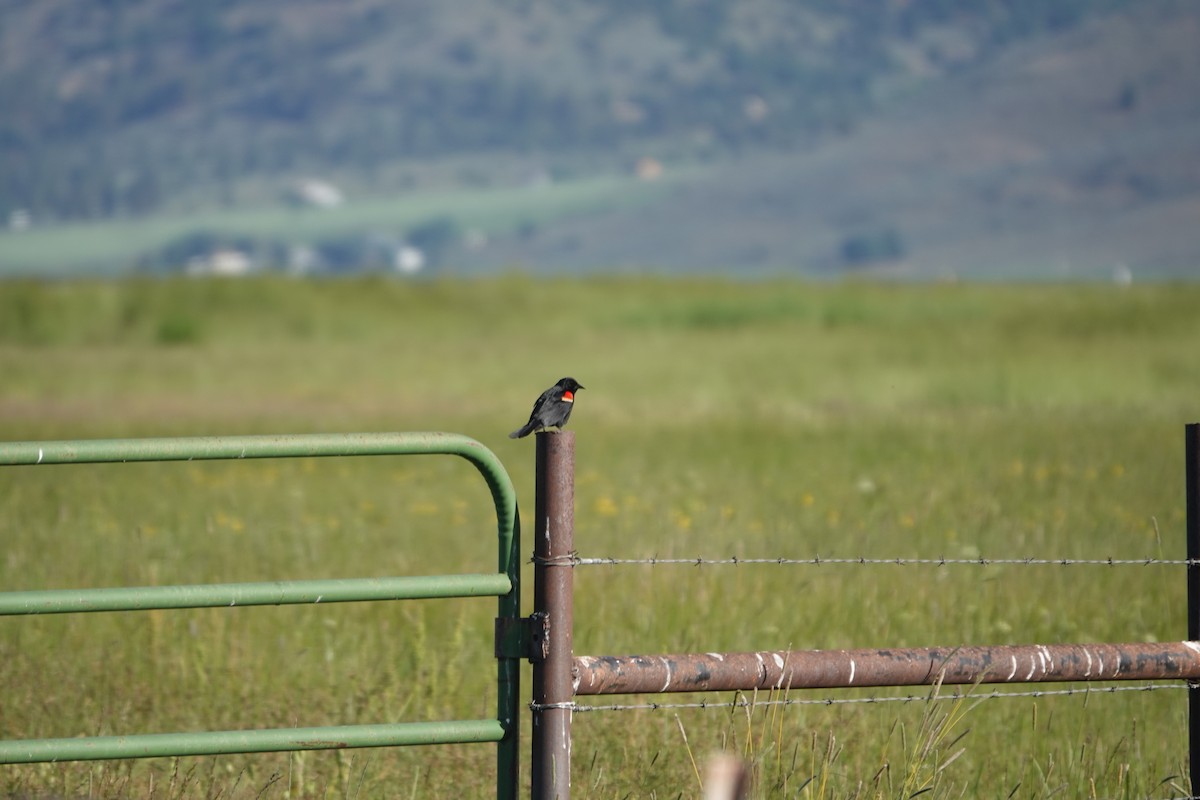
[1,276,1199,798]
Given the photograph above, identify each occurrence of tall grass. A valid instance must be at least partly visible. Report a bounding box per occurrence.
[1,276,1198,797]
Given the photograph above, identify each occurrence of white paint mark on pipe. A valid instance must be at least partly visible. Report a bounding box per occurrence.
[1007,656,1018,680]
[772,653,786,688]
[37,448,43,464]
[848,659,856,685]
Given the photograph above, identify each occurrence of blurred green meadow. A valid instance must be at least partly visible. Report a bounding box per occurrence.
[1,276,1199,798]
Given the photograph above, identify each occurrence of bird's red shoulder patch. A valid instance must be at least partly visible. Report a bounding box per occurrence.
[561,391,574,402]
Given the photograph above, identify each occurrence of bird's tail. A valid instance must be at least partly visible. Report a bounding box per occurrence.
[509,423,535,439]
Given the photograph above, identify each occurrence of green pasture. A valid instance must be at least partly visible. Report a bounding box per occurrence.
[1,276,1198,798]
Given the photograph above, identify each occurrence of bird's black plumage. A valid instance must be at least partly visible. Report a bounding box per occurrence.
[509,377,585,438]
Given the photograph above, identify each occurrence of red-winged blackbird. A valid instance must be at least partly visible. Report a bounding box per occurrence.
[509,377,585,438]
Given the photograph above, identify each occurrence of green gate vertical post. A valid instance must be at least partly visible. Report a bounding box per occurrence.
[0,432,521,800]
[492,455,522,800]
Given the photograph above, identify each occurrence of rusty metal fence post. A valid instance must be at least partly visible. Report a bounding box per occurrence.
[531,431,575,800]
[1187,423,1200,799]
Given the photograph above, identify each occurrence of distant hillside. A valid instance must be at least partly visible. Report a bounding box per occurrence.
[466,0,1200,279]
[1,0,1120,222]
[3,0,1196,279]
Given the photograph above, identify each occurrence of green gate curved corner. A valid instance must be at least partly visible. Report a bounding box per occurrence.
[0,432,522,800]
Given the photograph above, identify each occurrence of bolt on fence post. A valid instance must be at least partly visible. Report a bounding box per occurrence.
[532,431,575,800]
[1187,423,1200,799]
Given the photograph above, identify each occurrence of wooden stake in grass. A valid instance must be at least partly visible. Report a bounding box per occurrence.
[703,753,750,800]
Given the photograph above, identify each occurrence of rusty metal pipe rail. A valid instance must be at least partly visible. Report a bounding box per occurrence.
[573,642,1200,696]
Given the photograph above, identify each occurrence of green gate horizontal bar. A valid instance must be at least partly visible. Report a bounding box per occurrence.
[0,431,500,466]
[0,573,512,616]
[0,719,506,764]
[0,431,523,796]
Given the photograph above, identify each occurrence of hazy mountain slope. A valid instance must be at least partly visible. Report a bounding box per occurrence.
[2,0,1195,278]
[461,0,1199,278]
[0,0,1118,221]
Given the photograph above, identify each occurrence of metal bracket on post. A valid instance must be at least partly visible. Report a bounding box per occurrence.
[494,612,550,662]
[527,611,550,662]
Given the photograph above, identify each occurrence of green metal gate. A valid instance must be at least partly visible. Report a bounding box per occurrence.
[0,432,521,800]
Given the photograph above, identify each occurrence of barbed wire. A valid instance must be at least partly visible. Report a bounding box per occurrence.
[532,682,1189,714]
[543,555,1198,568]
